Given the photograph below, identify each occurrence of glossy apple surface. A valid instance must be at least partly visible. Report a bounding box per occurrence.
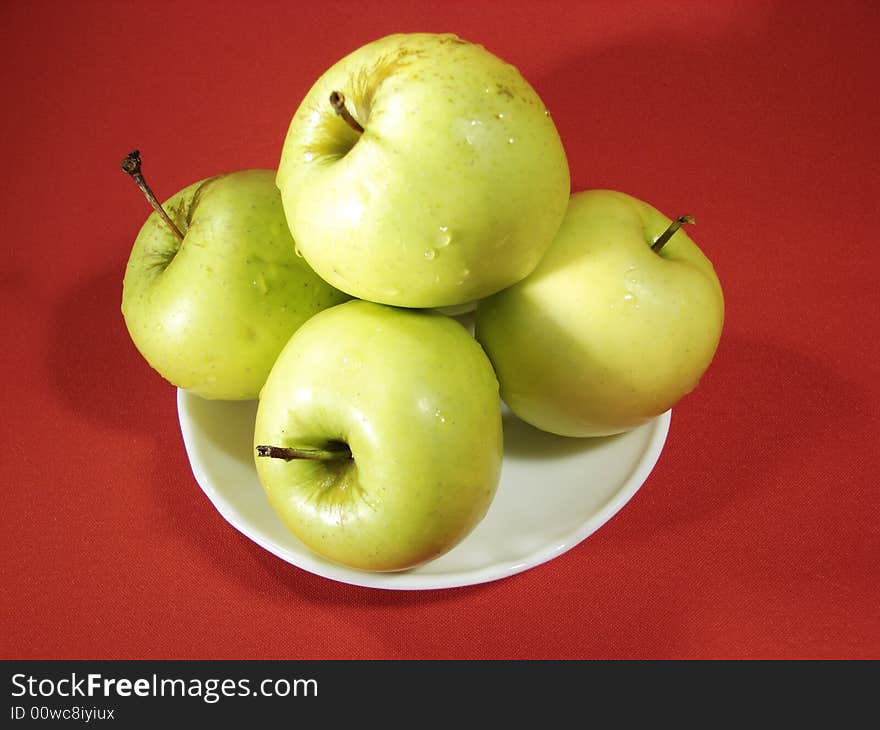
[276,32,570,309]
[122,169,347,400]
[475,189,724,437]
[253,300,503,572]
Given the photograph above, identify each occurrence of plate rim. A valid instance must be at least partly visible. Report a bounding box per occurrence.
[177,388,671,591]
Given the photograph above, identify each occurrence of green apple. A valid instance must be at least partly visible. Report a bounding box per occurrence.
[475,189,724,437]
[276,32,570,309]
[121,152,347,400]
[253,299,503,572]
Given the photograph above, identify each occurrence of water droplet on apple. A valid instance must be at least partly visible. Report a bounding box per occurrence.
[436,227,452,248]
[303,151,316,162]
[294,245,304,258]
[624,266,642,302]
[507,137,515,144]
[253,274,269,294]
[470,119,478,126]
[496,113,504,120]
[434,409,447,424]
[544,109,551,117]
[424,249,436,260]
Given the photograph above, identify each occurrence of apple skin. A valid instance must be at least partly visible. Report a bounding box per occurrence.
[253,300,503,572]
[122,169,348,400]
[276,32,570,309]
[475,189,724,437]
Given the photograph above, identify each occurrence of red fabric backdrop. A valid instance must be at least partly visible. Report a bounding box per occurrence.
[1,0,877,659]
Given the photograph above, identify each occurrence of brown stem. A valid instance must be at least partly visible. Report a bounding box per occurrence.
[121,150,185,241]
[256,444,352,462]
[651,214,695,253]
[329,91,364,135]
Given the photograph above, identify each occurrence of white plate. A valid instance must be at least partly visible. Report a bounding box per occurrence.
[177,388,670,590]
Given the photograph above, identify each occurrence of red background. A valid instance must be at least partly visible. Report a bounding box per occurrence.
[2,0,877,660]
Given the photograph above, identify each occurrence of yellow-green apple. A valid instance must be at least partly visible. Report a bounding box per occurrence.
[121,152,348,400]
[475,189,724,437]
[276,32,570,309]
[253,299,503,572]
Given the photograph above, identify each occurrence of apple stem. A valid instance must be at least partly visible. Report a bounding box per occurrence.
[256,444,352,462]
[121,150,185,242]
[329,91,364,135]
[651,214,695,253]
